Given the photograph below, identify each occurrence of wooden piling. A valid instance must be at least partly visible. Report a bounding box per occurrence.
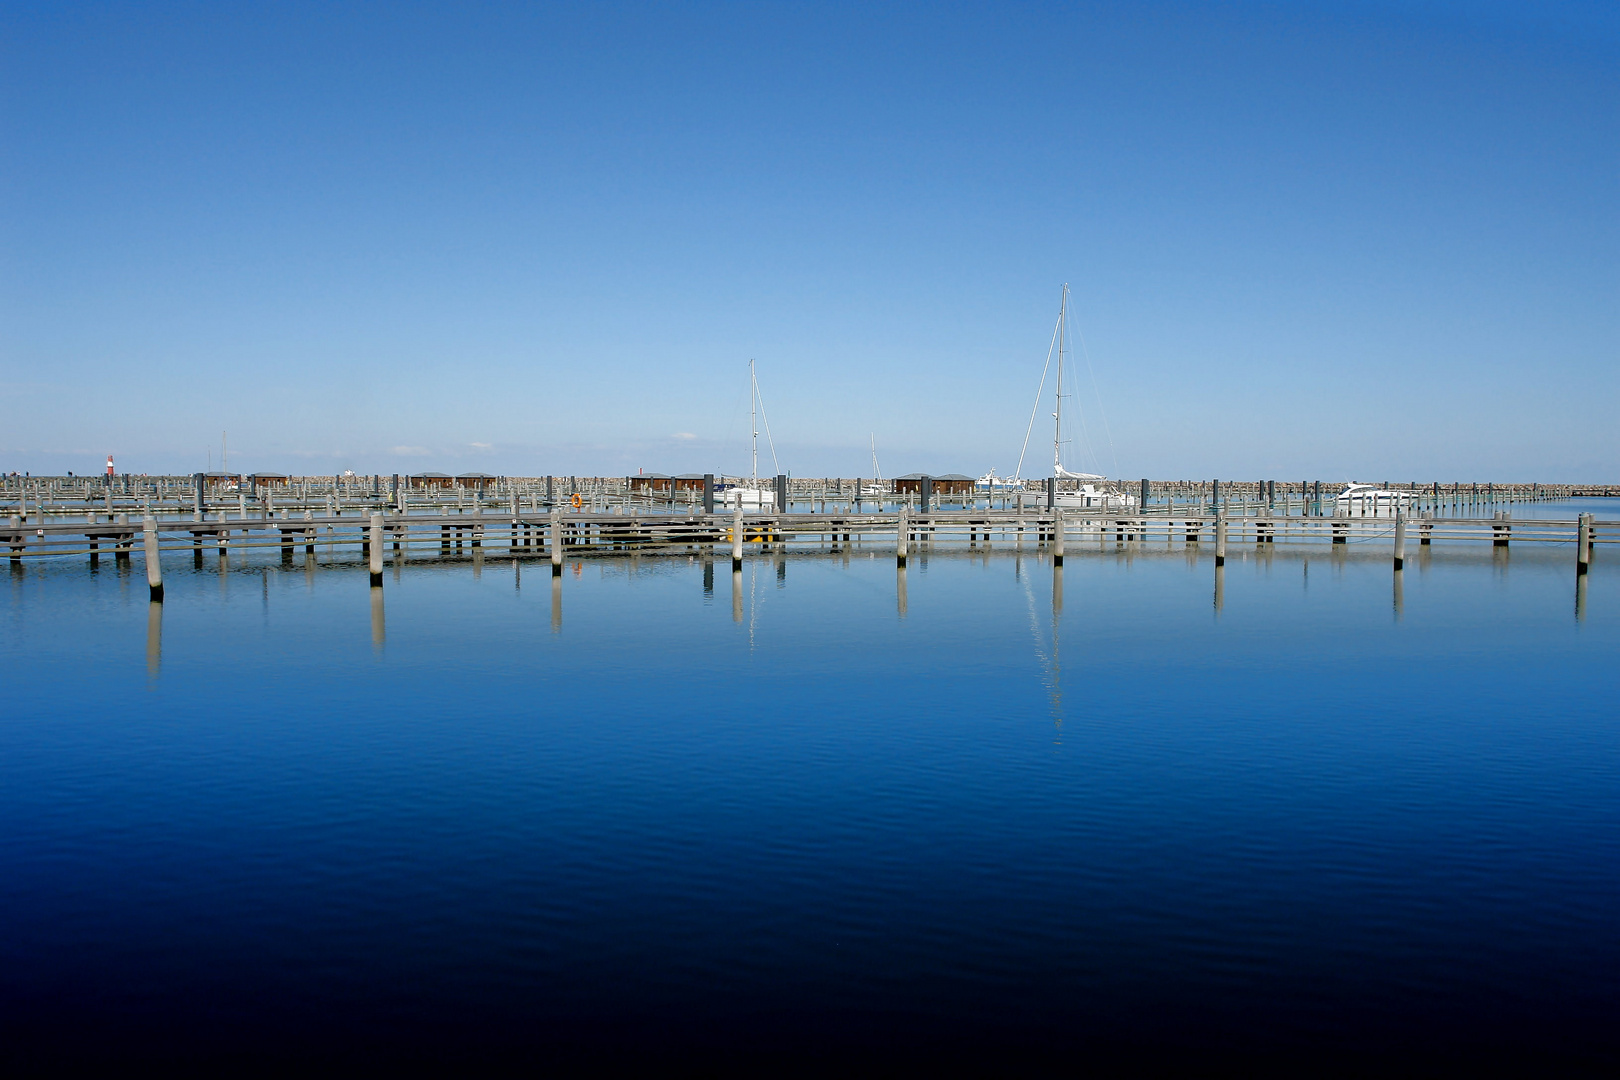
[896,508,908,567]
[1577,513,1592,576]
[731,506,744,569]
[143,516,163,601]
[368,513,384,586]
[1393,512,1406,571]
[1215,512,1227,566]
[550,508,563,576]
[1053,511,1065,566]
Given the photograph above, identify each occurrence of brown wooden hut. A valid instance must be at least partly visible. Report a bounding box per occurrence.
[249,472,289,490]
[893,473,975,495]
[409,472,455,491]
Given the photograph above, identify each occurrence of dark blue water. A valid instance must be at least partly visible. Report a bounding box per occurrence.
[3,514,1617,1068]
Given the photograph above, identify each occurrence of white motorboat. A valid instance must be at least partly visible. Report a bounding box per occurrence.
[717,485,775,509]
[976,470,1023,490]
[1335,483,1415,516]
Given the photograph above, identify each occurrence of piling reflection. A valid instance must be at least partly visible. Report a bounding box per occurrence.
[1052,563,1063,615]
[1575,573,1587,623]
[1213,563,1225,613]
[369,585,385,651]
[145,600,162,676]
[703,558,714,596]
[896,565,908,617]
[1393,568,1404,621]
[550,575,562,634]
[731,568,743,623]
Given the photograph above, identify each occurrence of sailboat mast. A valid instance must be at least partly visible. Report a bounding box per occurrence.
[750,359,758,482]
[1054,285,1067,476]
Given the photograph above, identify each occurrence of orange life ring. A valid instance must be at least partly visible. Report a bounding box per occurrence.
[571,493,582,509]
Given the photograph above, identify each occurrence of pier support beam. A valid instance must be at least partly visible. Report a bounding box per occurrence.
[1215,512,1228,566]
[1393,512,1406,571]
[550,508,563,576]
[896,508,908,567]
[732,507,744,569]
[368,513,384,587]
[1053,512,1065,566]
[1577,513,1592,576]
[143,516,163,602]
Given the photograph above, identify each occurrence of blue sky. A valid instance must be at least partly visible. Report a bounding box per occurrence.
[2,1,1614,481]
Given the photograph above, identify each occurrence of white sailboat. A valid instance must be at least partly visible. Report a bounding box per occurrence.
[863,435,888,495]
[1018,285,1135,511]
[717,359,777,509]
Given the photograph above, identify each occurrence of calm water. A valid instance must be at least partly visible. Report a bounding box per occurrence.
[3,504,1617,1067]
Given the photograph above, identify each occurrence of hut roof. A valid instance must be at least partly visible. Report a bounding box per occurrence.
[455,472,496,479]
[413,471,452,478]
[934,473,975,481]
[249,472,289,479]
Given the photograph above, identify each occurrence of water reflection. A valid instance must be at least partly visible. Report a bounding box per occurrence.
[896,565,908,617]
[551,575,562,635]
[731,569,743,623]
[1213,563,1225,613]
[145,600,162,677]
[1393,568,1405,622]
[369,586,385,651]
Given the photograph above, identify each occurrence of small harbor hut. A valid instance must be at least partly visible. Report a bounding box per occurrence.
[200,471,242,491]
[892,473,976,496]
[409,472,455,491]
[249,472,289,491]
[455,472,496,494]
[629,474,711,493]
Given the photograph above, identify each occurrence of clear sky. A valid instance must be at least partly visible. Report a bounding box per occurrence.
[2,1,1615,481]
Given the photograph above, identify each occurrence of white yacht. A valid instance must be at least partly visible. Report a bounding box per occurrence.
[1335,483,1415,516]
[717,485,775,509]
[976,470,1023,491]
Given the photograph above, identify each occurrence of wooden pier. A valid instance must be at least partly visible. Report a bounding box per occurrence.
[6,505,1612,565]
[4,474,1611,608]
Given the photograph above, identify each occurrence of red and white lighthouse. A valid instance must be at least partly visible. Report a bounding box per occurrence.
[106,455,114,478]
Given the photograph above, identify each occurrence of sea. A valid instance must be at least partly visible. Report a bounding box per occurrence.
[2,498,1616,1068]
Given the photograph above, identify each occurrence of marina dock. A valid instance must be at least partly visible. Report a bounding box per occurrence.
[4,475,1609,598]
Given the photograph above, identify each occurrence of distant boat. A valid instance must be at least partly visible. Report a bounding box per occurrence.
[867,435,887,495]
[1022,285,1136,511]
[717,484,775,509]
[1336,483,1414,517]
[976,470,1022,490]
